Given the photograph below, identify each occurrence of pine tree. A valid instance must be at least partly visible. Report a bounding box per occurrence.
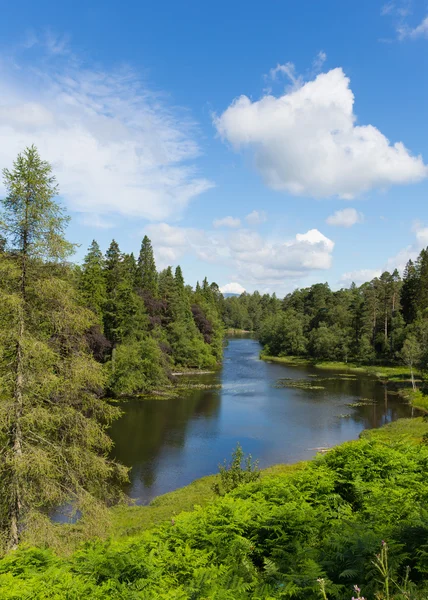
[401,260,419,324]
[79,240,107,319]
[0,147,126,548]
[416,248,428,315]
[137,236,158,296]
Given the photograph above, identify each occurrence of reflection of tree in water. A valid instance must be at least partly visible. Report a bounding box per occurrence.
[109,388,221,493]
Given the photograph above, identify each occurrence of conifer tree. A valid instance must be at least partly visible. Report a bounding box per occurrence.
[416,248,428,315]
[79,240,107,319]
[0,147,126,548]
[401,260,419,324]
[137,236,158,296]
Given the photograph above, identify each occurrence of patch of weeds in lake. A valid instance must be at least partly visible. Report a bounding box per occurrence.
[346,398,378,407]
[175,383,222,391]
[337,413,353,419]
[274,378,326,390]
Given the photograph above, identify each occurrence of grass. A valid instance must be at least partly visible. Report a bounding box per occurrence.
[261,354,417,382]
[110,474,219,539]
[110,461,309,540]
[226,328,252,335]
[398,388,428,413]
[361,416,428,444]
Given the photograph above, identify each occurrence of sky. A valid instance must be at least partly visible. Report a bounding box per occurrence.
[1,0,428,296]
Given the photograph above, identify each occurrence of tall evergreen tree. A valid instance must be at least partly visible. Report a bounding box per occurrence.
[137,236,158,296]
[401,259,419,324]
[79,240,107,319]
[0,147,125,548]
[416,248,428,315]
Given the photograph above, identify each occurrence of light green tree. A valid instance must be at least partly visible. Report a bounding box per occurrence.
[0,147,126,549]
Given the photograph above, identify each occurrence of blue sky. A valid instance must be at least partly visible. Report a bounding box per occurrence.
[1,0,428,295]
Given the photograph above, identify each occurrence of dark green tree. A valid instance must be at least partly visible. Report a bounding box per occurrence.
[401,259,419,324]
[137,236,158,296]
[79,240,107,319]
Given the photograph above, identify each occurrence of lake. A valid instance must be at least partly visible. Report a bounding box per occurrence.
[109,335,414,504]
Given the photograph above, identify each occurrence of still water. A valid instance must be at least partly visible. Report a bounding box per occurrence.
[110,336,414,504]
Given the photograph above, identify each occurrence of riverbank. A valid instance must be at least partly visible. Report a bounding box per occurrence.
[110,416,428,540]
[261,352,428,414]
[260,353,419,382]
[7,415,428,599]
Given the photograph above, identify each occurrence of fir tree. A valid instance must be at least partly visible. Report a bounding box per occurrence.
[79,240,107,319]
[401,259,419,324]
[0,147,126,548]
[137,236,158,296]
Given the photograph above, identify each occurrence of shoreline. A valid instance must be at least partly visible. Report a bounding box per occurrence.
[261,353,428,413]
[110,415,428,541]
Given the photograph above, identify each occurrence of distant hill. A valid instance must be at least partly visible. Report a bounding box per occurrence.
[223,293,241,298]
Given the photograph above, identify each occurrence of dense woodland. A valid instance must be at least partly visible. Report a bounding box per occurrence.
[2,147,428,599]
[78,237,223,396]
[0,147,222,550]
[223,261,428,376]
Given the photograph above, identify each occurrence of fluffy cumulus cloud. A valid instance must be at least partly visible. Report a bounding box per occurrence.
[326,208,364,227]
[220,282,246,295]
[0,39,212,221]
[245,210,267,225]
[213,216,241,228]
[214,68,427,199]
[146,223,334,285]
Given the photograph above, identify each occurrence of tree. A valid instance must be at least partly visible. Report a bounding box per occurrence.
[0,147,126,548]
[137,236,158,296]
[401,260,419,324]
[401,335,421,391]
[79,240,106,319]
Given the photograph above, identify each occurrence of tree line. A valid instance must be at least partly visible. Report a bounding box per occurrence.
[0,147,223,549]
[223,258,428,375]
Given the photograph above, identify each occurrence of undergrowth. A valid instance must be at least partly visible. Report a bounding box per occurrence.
[2,419,428,598]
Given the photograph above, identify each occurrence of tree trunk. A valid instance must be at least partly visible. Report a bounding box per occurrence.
[411,366,416,392]
[9,195,29,549]
[10,314,24,549]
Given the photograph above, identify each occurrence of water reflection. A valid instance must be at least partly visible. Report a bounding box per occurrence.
[110,336,414,504]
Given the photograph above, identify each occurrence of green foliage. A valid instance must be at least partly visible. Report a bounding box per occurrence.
[107,337,168,396]
[78,240,107,320]
[137,235,158,296]
[234,251,428,375]
[0,147,127,549]
[3,423,428,597]
[213,443,260,495]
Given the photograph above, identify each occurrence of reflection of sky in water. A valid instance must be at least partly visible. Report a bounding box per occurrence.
[109,336,415,504]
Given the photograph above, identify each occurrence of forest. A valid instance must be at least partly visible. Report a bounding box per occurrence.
[2,147,428,599]
[223,260,428,379]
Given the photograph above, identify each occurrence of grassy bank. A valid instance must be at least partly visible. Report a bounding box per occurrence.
[226,328,252,335]
[261,353,418,382]
[3,417,428,598]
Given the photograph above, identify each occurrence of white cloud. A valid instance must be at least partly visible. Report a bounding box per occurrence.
[214,68,427,199]
[326,208,364,227]
[220,282,246,295]
[245,210,267,225]
[312,51,327,72]
[0,42,212,221]
[146,223,335,284]
[268,62,303,89]
[399,16,428,39]
[339,222,428,286]
[386,221,428,272]
[213,216,241,228]
[339,269,382,286]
